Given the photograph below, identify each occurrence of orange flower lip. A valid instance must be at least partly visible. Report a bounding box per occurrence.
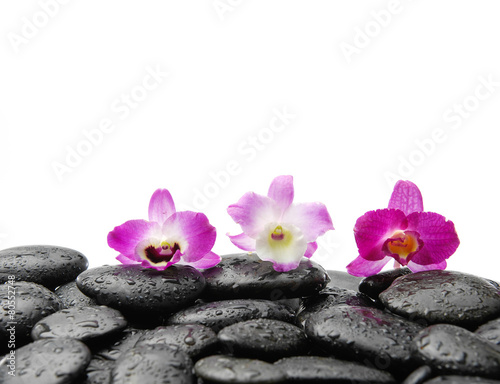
[383,230,422,264]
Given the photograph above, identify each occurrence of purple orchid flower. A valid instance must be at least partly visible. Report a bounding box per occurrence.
[108,189,220,270]
[227,175,334,272]
[347,180,460,277]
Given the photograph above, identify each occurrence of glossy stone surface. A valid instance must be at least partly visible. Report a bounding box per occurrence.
[0,337,91,384]
[423,377,500,383]
[111,345,194,384]
[274,356,396,383]
[327,270,364,291]
[76,264,205,314]
[475,317,500,345]
[0,281,62,345]
[401,365,433,384]
[359,267,412,300]
[55,281,97,308]
[305,304,423,373]
[218,319,308,361]
[380,270,500,328]
[0,245,88,289]
[31,305,127,341]
[202,253,329,300]
[167,299,296,332]
[195,355,286,383]
[412,324,500,378]
[136,324,218,359]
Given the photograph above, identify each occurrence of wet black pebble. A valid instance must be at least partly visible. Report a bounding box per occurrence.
[76,264,205,314]
[31,305,127,342]
[475,317,500,345]
[136,324,218,359]
[379,270,500,328]
[412,323,500,378]
[422,376,500,383]
[202,253,329,301]
[0,245,88,289]
[297,286,376,327]
[327,270,364,291]
[0,281,62,346]
[305,304,423,374]
[274,355,396,383]
[218,319,308,361]
[0,337,91,384]
[359,267,412,300]
[195,355,286,383]
[111,344,194,384]
[402,365,433,384]
[83,356,114,384]
[55,281,97,308]
[167,299,295,332]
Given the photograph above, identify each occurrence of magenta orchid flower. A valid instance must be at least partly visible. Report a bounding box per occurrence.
[347,180,460,277]
[227,175,334,272]
[108,189,220,270]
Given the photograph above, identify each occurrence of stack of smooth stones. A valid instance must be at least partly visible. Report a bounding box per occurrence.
[1,245,500,383]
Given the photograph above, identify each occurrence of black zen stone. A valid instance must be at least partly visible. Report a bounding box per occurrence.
[0,245,88,289]
[111,345,194,384]
[0,337,91,384]
[422,376,500,383]
[359,267,412,300]
[475,318,500,345]
[202,253,329,300]
[136,324,218,359]
[55,281,97,308]
[76,264,205,314]
[84,356,114,384]
[305,304,423,374]
[401,365,433,384]
[218,319,308,361]
[274,356,396,383]
[195,355,286,383]
[297,286,377,327]
[327,269,364,291]
[31,305,127,342]
[379,270,500,328]
[166,299,296,332]
[93,327,145,361]
[412,324,500,379]
[0,281,62,346]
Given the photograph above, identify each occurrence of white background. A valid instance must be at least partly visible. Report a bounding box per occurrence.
[1,1,499,281]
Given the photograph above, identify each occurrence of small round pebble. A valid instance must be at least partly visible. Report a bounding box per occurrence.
[359,267,412,300]
[218,319,308,361]
[0,337,91,384]
[412,324,500,378]
[274,356,396,383]
[31,305,127,341]
[167,299,296,332]
[0,281,62,344]
[76,264,205,314]
[379,270,500,328]
[136,324,218,359]
[195,355,286,383]
[202,253,329,300]
[55,281,97,308]
[305,304,423,374]
[475,317,500,345]
[111,344,194,384]
[0,245,88,289]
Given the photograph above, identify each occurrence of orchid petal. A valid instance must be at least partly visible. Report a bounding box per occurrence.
[227,192,281,238]
[181,251,221,269]
[148,189,176,224]
[388,180,423,215]
[116,254,140,265]
[267,175,294,212]
[162,211,217,264]
[108,220,161,260]
[304,242,318,259]
[227,232,256,251]
[282,202,334,242]
[407,259,447,272]
[346,255,392,277]
[255,222,308,272]
[354,209,408,261]
[406,211,460,265]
